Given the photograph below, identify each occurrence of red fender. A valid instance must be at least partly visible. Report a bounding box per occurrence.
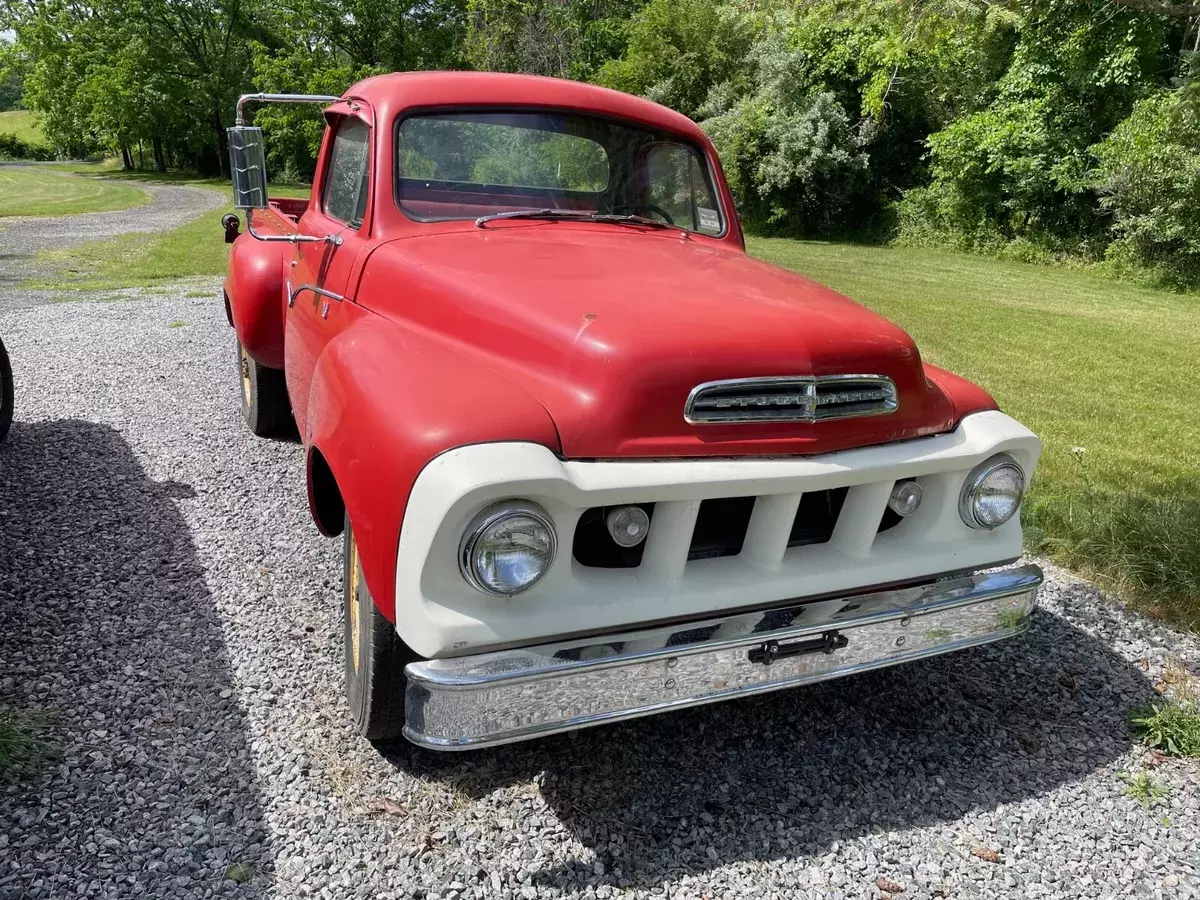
[305,316,561,622]
[924,364,998,423]
[224,232,290,370]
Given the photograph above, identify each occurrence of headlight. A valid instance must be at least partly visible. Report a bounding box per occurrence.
[459,501,557,595]
[959,454,1026,530]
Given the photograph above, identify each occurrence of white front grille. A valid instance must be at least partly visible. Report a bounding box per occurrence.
[684,374,898,424]
[394,411,1042,658]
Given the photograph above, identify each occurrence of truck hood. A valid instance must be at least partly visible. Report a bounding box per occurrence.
[357,225,972,458]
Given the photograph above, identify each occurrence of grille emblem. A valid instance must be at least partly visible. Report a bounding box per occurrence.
[684,375,898,424]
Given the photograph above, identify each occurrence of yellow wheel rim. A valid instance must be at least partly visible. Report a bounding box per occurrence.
[348,532,361,674]
[239,345,252,407]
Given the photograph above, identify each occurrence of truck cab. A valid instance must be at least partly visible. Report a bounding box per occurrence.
[223,72,1042,750]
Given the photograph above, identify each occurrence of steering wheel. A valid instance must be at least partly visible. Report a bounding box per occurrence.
[609,203,675,225]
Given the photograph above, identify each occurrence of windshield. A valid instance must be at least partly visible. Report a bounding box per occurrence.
[395,111,725,236]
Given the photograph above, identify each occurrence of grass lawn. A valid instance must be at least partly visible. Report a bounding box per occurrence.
[0,109,46,146]
[27,182,310,290]
[750,237,1200,629]
[0,166,150,217]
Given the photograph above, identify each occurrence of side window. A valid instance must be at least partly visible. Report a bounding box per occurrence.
[322,118,370,226]
[645,143,723,236]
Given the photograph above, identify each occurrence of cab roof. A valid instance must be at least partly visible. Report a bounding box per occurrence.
[342,71,707,142]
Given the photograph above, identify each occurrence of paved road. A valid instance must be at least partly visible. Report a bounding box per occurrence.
[1,289,1198,899]
[0,165,225,308]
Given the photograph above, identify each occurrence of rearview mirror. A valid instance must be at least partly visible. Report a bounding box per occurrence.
[227,125,268,210]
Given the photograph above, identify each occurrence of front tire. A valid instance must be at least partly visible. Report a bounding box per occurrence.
[344,519,418,740]
[0,337,12,443]
[236,340,291,437]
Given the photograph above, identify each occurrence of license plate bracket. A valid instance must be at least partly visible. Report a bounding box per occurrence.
[748,630,848,666]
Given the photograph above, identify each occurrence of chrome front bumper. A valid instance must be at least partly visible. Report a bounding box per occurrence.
[403,564,1043,750]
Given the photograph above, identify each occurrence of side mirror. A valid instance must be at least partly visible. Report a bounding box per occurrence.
[226,125,268,210]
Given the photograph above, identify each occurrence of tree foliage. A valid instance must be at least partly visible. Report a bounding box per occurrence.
[3,0,1198,285]
[699,29,869,235]
[1093,86,1200,285]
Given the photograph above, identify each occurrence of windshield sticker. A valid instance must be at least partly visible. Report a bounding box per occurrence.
[697,207,721,234]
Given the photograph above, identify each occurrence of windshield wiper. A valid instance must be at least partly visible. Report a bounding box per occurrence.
[475,208,590,227]
[588,213,675,229]
[474,208,678,231]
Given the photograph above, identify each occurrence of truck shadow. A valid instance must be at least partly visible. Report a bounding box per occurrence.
[0,420,272,896]
[390,600,1154,889]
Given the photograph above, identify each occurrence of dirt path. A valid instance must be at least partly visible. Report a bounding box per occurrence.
[0,166,226,308]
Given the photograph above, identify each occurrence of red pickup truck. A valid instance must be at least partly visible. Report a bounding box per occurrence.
[222,72,1043,750]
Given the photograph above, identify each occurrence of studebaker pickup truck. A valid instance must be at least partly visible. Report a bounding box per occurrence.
[222,72,1043,750]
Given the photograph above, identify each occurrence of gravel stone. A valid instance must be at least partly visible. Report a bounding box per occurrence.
[1,288,1199,899]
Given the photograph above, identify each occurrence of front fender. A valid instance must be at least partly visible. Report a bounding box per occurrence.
[305,316,561,622]
[923,363,998,424]
[224,234,290,369]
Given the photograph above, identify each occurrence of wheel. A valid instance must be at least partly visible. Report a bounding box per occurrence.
[236,340,291,437]
[0,337,12,443]
[343,518,419,740]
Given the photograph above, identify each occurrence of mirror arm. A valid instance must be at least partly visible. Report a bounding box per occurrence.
[236,92,341,125]
[245,211,343,246]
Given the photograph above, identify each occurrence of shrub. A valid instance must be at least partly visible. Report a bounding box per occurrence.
[699,31,869,236]
[1092,90,1200,289]
[0,131,54,161]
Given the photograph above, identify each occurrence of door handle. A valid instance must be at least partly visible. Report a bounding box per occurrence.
[289,283,346,307]
[289,283,346,317]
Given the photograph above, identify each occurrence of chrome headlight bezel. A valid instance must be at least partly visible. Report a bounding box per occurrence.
[959,454,1027,530]
[459,500,558,596]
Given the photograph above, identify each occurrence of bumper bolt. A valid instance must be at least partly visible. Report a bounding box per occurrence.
[895,636,907,648]
[667,657,678,669]
[900,616,911,627]
[664,678,676,689]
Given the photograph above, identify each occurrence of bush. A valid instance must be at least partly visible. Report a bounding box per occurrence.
[1092,90,1200,289]
[700,31,869,236]
[0,131,54,161]
[895,95,1104,251]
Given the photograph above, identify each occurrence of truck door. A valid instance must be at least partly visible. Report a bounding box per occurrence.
[285,113,373,437]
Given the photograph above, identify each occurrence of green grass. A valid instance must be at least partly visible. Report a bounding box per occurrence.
[1132,702,1200,756]
[27,183,310,290]
[0,707,57,784]
[1118,771,1171,809]
[0,109,46,146]
[748,238,1200,629]
[0,166,151,217]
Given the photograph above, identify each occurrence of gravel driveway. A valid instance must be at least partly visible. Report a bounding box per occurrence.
[0,166,225,309]
[1,291,1199,900]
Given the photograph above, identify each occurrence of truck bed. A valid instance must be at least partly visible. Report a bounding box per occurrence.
[270,197,309,221]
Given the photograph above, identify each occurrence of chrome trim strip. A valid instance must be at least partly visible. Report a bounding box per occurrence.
[683,374,899,425]
[403,564,1042,749]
